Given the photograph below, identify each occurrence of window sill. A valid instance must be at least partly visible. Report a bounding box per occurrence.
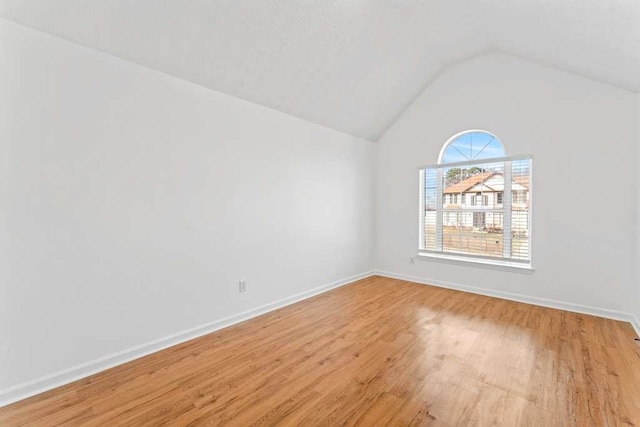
[416,252,534,274]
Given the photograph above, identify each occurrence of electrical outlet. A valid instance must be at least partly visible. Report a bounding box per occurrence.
[410,256,415,264]
[239,280,248,293]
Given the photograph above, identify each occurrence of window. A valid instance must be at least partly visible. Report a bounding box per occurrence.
[513,190,526,204]
[419,130,532,268]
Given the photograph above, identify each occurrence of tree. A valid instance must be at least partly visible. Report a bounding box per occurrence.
[446,168,462,185]
[445,166,485,185]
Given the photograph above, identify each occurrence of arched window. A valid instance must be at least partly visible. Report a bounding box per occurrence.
[439,130,506,164]
[419,130,532,269]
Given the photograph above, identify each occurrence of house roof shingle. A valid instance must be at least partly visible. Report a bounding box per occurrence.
[443,171,530,194]
[443,172,496,194]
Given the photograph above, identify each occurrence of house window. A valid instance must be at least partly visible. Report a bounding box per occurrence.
[513,190,526,204]
[419,130,532,268]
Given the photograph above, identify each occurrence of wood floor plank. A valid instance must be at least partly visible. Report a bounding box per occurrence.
[1,276,639,426]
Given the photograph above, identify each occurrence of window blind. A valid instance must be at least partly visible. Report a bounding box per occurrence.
[419,156,532,264]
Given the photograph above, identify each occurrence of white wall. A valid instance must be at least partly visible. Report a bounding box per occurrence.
[0,19,374,396]
[375,53,638,316]
[636,94,640,327]
[2,19,638,405]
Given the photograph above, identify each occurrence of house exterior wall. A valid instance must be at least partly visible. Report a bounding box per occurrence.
[443,188,529,231]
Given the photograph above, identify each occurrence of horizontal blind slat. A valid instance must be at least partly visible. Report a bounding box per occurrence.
[420,156,531,264]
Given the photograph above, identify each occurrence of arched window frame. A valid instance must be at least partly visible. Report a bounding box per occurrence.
[438,129,506,164]
[418,130,533,271]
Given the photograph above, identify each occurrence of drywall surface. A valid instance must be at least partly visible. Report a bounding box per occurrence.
[3,1,640,140]
[0,19,374,392]
[375,53,638,316]
[636,93,640,328]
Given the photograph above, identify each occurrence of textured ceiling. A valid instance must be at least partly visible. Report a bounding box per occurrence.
[2,1,639,140]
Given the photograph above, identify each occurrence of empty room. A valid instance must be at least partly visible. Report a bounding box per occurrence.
[1,1,640,425]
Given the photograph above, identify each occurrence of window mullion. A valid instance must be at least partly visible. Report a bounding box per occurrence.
[503,160,512,259]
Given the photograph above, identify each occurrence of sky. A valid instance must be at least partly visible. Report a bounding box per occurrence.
[423,131,515,209]
[440,131,505,163]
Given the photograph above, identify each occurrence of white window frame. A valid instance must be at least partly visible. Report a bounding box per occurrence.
[418,154,533,272]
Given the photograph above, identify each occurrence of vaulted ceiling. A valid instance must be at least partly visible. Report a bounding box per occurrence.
[2,1,639,140]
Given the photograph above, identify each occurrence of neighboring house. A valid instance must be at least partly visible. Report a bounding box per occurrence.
[442,171,529,232]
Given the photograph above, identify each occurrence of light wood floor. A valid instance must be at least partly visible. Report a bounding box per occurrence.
[1,276,640,426]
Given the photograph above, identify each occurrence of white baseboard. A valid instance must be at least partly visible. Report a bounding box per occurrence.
[0,271,374,408]
[374,270,640,337]
[631,315,640,338]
